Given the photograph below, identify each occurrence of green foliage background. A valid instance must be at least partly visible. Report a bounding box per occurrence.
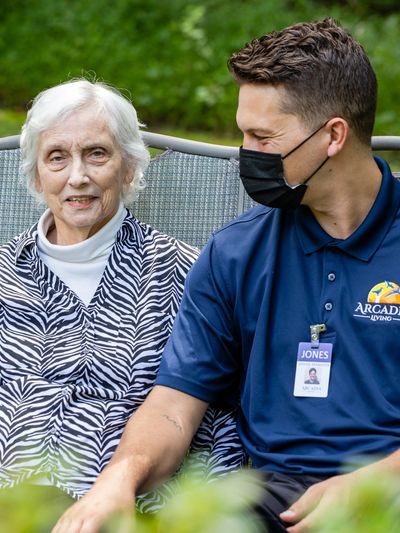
[0,0,400,137]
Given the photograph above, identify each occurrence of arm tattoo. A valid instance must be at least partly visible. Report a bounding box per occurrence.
[161,414,183,433]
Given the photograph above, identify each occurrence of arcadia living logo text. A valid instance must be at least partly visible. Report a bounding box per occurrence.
[353,281,400,322]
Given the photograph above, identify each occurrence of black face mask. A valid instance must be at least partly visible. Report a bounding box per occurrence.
[239,123,329,209]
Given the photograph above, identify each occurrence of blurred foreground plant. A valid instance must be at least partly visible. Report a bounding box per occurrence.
[134,468,265,533]
[0,482,74,533]
[0,467,264,533]
[313,471,400,533]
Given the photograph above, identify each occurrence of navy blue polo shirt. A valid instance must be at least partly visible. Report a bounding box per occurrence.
[156,157,400,476]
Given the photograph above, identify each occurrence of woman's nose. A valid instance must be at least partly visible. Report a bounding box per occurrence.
[68,158,90,187]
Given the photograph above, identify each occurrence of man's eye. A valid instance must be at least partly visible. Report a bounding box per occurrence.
[254,135,269,142]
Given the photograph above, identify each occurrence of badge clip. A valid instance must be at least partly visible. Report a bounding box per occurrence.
[310,324,326,348]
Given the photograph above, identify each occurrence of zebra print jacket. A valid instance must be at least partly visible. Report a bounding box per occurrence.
[0,210,246,509]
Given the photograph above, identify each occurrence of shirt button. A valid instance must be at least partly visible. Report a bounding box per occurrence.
[328,273,336,281]
[325,302,333,311]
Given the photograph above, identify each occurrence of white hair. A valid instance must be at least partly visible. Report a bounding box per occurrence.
[20,79,150,203]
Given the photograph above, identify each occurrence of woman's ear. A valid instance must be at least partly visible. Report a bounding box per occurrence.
[123,163,135,184]
[326,118,349,157]
[124,173,134,185]
[34,174,43,193]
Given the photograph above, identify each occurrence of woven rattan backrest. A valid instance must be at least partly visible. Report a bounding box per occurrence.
[1,133,400,248]
[0,137,245,248]
[0,148,45,243]
[134,150,243,247]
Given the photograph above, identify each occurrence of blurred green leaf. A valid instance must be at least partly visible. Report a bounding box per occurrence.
[0,465,264,532]
[313,472,400,533]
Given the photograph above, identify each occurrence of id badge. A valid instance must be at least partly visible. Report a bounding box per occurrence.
[293,342,333,398]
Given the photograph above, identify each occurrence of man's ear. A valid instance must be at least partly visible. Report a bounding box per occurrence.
[326,118,349,157]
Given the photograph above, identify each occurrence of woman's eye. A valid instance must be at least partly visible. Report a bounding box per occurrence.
[91,149,106,159]
[48,153,65,164]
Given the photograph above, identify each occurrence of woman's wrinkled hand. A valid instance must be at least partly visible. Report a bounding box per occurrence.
[51,473,135,533]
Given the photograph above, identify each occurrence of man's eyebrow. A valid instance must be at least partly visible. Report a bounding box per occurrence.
[252,129,273,135]
[244,127,274,135]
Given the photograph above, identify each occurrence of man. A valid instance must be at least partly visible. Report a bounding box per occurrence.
[53,18,400,533]
[304,368,319,385]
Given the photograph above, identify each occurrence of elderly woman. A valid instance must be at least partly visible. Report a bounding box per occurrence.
[0,80,245,512]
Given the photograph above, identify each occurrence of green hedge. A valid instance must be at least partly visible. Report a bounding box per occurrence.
[0,0,399,135]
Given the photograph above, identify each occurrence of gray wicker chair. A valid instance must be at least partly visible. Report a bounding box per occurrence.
[0,133,247,248]
[0,132,250,247]
[1,133,400,247]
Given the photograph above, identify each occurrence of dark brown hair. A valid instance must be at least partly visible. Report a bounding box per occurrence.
[228,18,377,145]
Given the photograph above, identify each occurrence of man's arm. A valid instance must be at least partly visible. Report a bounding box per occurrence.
[280,449,400,533]
[52,385,208,533]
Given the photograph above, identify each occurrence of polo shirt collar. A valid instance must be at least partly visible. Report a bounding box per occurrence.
[295,156,400,261]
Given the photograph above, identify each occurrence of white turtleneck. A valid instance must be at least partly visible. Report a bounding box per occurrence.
[37,203,127,306]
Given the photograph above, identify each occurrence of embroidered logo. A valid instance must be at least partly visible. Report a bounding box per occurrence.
[367,281,400,304]
[354,281,400,322]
